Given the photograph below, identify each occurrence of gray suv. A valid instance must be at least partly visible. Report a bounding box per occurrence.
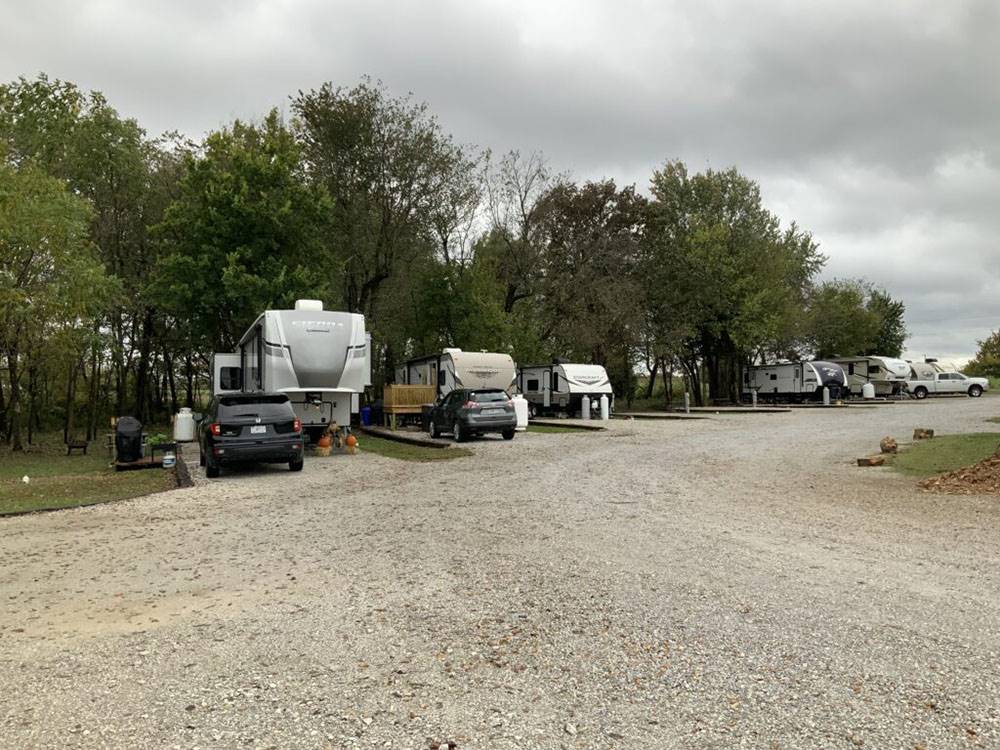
[428,389,517,442]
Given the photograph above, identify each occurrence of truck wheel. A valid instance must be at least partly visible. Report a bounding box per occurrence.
[453,421,467,443]
[289,459,304,472]
[429,420,439,438]
[969,385,983,398]
[502,428,515,440]
[199,449,205,467]
[914,386,928,400]
[205,461,220,479]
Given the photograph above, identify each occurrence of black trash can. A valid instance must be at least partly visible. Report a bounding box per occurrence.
[115,417,143,463]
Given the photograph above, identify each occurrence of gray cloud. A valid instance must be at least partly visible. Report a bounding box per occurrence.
[2,0,997,360]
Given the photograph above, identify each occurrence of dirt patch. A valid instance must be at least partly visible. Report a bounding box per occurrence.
[919,449,1000,495]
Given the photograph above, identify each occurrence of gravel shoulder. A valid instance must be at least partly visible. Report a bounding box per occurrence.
[2,399,999,749]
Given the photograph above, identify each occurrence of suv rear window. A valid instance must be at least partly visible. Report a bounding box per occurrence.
[469,390,508,403]
[218,395,293,419]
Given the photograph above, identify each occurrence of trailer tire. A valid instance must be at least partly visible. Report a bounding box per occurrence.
[969,385,983,398]
[913,386,928,400]
[528,403,536,419]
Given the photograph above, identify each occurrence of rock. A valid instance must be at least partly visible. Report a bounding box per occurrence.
[879,437,898,454]
[564,723,577,736]
[913,428,935,440]
[857,456,885,467]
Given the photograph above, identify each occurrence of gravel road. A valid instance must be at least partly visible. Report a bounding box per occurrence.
[2,398,1000,749]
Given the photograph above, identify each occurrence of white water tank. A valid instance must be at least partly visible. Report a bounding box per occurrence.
[599,394,610,420]
[581,395,591,420]
[511,394,529,431]
[173,407,196,442]
[862,382,876,400]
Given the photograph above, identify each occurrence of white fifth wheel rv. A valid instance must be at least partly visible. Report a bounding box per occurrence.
[212,300,371,440]
[742,361,848,403]
[828,356,910,397]
[516,361,614,417]
[395,348,516,400]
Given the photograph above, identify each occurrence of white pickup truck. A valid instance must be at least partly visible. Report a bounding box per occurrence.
[907,367,989,399]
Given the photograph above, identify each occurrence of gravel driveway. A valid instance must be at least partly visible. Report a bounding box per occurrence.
[2,399,999,749]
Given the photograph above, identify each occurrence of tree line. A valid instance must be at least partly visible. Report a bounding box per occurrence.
[0,74,907,450]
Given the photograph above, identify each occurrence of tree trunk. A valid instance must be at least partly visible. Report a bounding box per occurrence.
[63,360,79,443]
[27,365,39,445]
[165,352,177,415]
[133,307,155,422]
[644,359,659,400]
[0,363,6,437]
[7,347,23,450]
[184,355,194,409]
[86,338,100,441]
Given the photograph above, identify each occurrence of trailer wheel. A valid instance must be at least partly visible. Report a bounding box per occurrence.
[913,386,928,400]
[969,385,983,398]
[528,403,536,419]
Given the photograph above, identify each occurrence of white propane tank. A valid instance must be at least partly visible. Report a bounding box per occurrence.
[511,394,529,431]
[173,407,196,442]
[581,395,591,420]
[599,394,610,420]
[861,382,876,400]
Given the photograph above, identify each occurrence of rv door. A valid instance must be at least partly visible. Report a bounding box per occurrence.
[211,353,242,396]
[542,369,551,407]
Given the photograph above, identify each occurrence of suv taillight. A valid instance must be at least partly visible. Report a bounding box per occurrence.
[463,400,479,410]
[293,418,301,433]
[210,422,221,437]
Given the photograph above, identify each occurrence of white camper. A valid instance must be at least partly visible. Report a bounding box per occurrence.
[395,348,516,400]
[742,360,849,403]
[213,300,371,439]
[829,356,910,397]
[517,361,614,417]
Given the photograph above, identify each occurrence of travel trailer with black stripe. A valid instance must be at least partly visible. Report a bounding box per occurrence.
[212,300,371,440]
[828,356,910,397]
[742,360,848,403]
[516,361,614,417]
[395,348,517,401]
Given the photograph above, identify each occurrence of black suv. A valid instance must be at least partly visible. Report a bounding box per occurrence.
[428,388,517,442]
[196,393,304,478]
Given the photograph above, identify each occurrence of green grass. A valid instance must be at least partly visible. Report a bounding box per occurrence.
[986,417,1000,425]
[0,435,175,515]
[526,424,593,434]
[890,432,1000,478]
[358,434,472,461]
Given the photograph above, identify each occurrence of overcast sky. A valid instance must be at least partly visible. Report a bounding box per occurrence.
[3,0,998,362]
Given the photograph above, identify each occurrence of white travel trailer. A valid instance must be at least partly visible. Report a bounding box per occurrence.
[829,356,910,397]
[212,300,371,439]
[516,361,614,417]
[742,360,849,403]
[395,348,516,400]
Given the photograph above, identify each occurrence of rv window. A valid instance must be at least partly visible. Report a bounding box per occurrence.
[527,378,540,392]
[868,365,880,374]
[219,367,241,391]
[848,363,855,375]
[769,374,777,381]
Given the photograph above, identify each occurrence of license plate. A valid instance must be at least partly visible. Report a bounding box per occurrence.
[482,408,505,416]
[250,425,267,434]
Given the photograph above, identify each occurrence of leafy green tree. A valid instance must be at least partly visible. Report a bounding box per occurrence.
[152,111,330,352]
[967,330,1000,379]
[643,161,823,403]
[0,163,112,449]
[864,287,907,357]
